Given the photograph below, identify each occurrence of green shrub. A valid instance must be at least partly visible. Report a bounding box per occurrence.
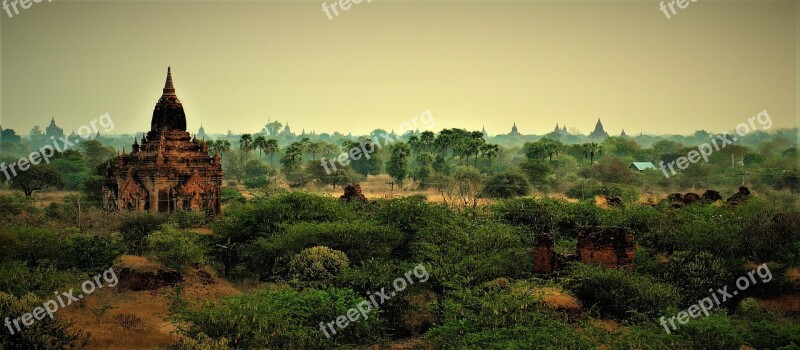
[245,220,403,279]
[0,292,89,349]
[146,225,207,271]
[427,284,594,349]
[663,251,733,304]
[119,212,167,255]
[566,263,680,320]
[170,286,384,349]
[62,233,125,273]
[169,210,207,229]
[220,187,245,205]
[0,261,84,297]
[492,198,563,234]
[288,246,349,282]
[212,192,353,244]
[14,227,63,267]
[243,175,270,189]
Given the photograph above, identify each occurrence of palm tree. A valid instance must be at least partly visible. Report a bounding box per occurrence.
[307,141,323,160]
[583,142,602,165]
[253,135,268,160]
[264,139,279,166]
[209,139,231,155]
[481,143,500,166]
[470,131,485,167]
[239,134,253,160]
[543,143,560,163]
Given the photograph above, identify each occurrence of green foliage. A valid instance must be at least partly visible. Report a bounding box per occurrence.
[493,197,563,234]
[169,210,208,229]
[170,287,384,349]
[0,292,89,349]
[0,193,34,218]
[63,233,125,274]
[565,179,640,203]
[9,164,66,197]
[566,263,681,320]
[213,191,352,244]
[481,171,530,198]
[519,158,552,186]
[387,142,411,186]
[427,284,594,349]
[220,187,245,205]
[146,225,207,271]
[663,251,733,304]
[0,261,84,297]
[259,220,403,271]
[119,212,168,255]
[288,246,349,282]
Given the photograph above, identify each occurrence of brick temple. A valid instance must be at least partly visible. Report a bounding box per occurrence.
[103,68,224,215]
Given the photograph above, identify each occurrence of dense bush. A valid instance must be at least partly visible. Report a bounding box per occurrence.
[288,246,350,282]
[0,261,84,297]
[119,212,168,255]
[146,225,207,271]
[243,220,404,279]
[0,292,89,349]
[663,251,733,304]
[171,287,384,349]
[212,191,353,244]
[169,210,207,229]
[481,171,530,198]
[566,263,681,320]
[62,233,125,273]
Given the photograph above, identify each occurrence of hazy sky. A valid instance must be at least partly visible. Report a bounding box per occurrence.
[1,0,797,136]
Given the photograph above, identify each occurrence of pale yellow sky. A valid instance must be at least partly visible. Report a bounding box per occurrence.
[1,0,797,136]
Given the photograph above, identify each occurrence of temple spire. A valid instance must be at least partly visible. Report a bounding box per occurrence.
[162,67,176,98]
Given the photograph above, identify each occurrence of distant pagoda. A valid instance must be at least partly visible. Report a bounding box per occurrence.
[509,122,521,136]
[103,68,224,215]
[588,118,609,140]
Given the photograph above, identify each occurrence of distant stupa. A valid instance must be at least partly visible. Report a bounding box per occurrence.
[509,122,520,136]
[588,118,609,140]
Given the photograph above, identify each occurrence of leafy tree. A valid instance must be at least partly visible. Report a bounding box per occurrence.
[387,142,411,186]
[10,164,66,197]
[263,120,283,137]
[519,159,552,186]
[482,171,530,198]
[343,139,382,176]
[82,139,116,169]
[413,152,435,189]
[580,157,637,184]
[119,212,167,255]
[434,166,486,210]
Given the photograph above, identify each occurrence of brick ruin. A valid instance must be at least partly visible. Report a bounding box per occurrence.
[103,68,224,215]
[340,184,367,202]
[668,188,747,208]
[576,226,636,270]
[533,234,557,274]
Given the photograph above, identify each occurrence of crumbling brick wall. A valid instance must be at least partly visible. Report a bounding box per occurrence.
[533,234,557,274]
[340,184,367,202]
[576,226,635,269]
